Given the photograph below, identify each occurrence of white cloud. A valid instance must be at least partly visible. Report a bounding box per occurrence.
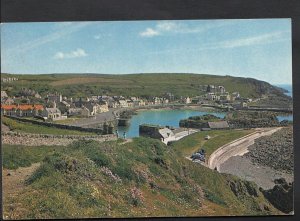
[139,20,239,37]
[139,28,160,37]
[54,48,88,59]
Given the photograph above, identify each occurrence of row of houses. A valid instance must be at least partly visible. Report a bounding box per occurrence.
[1,77,18,83]
[205,92,241,102]
[0,104,63,120]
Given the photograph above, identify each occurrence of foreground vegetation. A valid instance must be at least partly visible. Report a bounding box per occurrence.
[1,117,97,135]
[2,136,280,219]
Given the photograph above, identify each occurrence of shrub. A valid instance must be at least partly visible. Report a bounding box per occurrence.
[204,189,227,206]
[26,163,55,185]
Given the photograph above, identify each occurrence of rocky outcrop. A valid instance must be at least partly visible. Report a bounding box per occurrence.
[226,111,280,129]
[245,127,293,174]
[260,178,293,214]
[227,179,258,198]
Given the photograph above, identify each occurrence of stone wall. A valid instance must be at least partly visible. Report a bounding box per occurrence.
[2,131,117,146]
[5,116,105,134]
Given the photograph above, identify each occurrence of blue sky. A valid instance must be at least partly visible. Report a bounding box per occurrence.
[1,19,292,84]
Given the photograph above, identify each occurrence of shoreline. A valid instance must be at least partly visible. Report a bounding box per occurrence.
[134,105,226,113]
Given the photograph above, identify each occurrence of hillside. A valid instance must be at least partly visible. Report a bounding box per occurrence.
[2,136,281,219]
[1,73,289,99]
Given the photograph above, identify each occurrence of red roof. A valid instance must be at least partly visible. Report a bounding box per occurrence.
[1,104,44,111]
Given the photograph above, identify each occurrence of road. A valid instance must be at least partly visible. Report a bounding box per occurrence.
[207,127,282,171]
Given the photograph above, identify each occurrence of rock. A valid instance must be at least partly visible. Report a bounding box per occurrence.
[260,178,293,214]
[244,127,293,174]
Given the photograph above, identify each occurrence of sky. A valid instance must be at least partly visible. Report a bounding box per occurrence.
[1,19,292,84]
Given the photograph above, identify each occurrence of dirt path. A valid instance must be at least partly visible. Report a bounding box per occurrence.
[2,163,40,199]
[120,138,133,145]
[207,127,282,171]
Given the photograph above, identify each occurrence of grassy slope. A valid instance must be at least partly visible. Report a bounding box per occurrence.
[2,117,97,135]
[2,136,280,219]
[1,73,285,99]
[172,129,254,157]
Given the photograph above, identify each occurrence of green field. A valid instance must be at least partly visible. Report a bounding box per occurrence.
[2,117,97,135]
[2,136,280,219]
[1,73,287,99]
[172,129,254,158]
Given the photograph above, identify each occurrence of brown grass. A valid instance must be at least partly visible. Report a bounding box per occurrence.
[50,77,134,86]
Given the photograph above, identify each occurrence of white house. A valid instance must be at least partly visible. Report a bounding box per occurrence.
[43,107,62,120]
[183,97,191,104]
[206,93,220,101]
[118,100,128,108]
[159,128,176,145]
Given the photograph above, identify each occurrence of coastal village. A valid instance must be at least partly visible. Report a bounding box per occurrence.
[1,75,294,218]
[0,83,253,127]
[1,83,255,144]
[1,72,294,218]
[1,82,292,144]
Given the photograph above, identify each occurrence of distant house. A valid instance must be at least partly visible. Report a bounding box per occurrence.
[219,93,231,101]
[81,107,90,117]
[47,93,62,103]
[139,124,197,145]
[208,121,229,130]
[68,108,83,116]
[206,85,216,93]
[3,97,14,105]
[84,103,98,116]
[153,97,162,105]
[183,97,191,104]
[231,92,240,101]
[1,104,44,117]
[61,101,71,108]
[133,100,143,107]
[1,91,8,100]
[139,124,175,145]
[34,92,42,99]
[43,107,62,120]
[158,128,175,144]
[165,92,175,101]
[84,102,109,115]
[126,100,134,107]
[206,93,220,101]
[163,99,169,104]
[217,86,225,94]
[118,100,128,108]
[108,99,118,108]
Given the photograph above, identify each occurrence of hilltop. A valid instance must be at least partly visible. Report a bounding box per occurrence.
[1,73,289,100]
